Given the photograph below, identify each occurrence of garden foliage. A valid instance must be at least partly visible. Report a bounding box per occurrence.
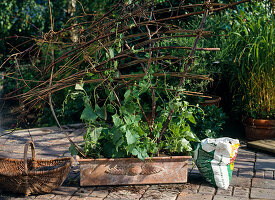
[1,0,251,159]
[220,1,274,119]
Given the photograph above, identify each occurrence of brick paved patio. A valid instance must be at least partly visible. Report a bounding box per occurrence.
[0,126,274,200]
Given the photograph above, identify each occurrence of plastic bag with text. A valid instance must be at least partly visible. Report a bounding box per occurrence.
[193,137,239,189]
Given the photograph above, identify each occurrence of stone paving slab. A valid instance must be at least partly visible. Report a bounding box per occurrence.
[232,187,249,198]
[177,193,213,200]
[106,189,144,200]
[198,185,216,195]
[213,195,248,200]
[238,169,254,178]
[0,127,275,199]
[89,187,110,199]
[250,188,275,199]
[255,152,275,171]
[234,161,254,169]
[235,149,255,163]
[248,139,275,154]
[252,178,275,189]
[230,177,252,188]
[216,186,233,196]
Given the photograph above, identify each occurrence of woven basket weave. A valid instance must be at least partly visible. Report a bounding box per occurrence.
[0,140,73,196]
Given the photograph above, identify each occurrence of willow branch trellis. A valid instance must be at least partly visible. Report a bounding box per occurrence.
[2,0,250,144]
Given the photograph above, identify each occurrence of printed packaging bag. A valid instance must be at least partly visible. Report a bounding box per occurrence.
[193,137,239,189]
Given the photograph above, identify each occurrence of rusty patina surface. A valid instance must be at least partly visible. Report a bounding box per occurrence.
[78,156,191,186]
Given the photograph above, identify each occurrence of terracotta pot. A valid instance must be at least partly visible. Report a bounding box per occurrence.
[77,156,191,186]
[243,118,275,140]
[199,95,221,107]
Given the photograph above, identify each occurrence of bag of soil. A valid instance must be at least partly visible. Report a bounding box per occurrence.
[193,137,239,189]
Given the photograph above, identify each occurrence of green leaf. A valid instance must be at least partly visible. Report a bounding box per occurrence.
[114,61,118,69]
[109,48,114,58]
[185,131,199,142]
[81,106,97,122]
[130,115,141,126]
[132,147,148,160]
[129,23,135,29]
[126,130,139,145]
[103,142,114,158]
[170,124,180,135]
[183,101,189,107]
[121,101,137,116]
[95,104,106,119]
[112,128,123,143]
[69,144,78,156]
[75,83,84,91]
[156,106,163,112]
[188,115,196,124]
[124,90,131,102]
[109,91,116,101]
[115,138,124,151]
[112,114,123,127]
[139,80,148,93]
[112,148,127,158]
[107,104,115,113]
[184,111,193,119]
[90,127,103,143]
[126,143,135,153]
[124,115,131,125]
[86,73,94,77]
[132,88,140,99]
[83,96,90,108]
[179,138,192,152]
[84,127,91,141]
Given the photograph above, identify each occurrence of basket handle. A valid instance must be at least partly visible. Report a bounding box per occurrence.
[24,140,37,175]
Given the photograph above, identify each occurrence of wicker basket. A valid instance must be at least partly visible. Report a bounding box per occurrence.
[0,140,73,196]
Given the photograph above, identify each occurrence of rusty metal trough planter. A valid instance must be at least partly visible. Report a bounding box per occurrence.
[77,156,191,186]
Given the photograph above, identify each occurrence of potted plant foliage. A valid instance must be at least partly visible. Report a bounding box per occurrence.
[61,0,207,186]
[66,0,248,186]
[70,80,198,186]
[2,0,249,186]
[228,1,275,140]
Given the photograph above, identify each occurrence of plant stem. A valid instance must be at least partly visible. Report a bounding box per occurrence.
[157,0,212,144]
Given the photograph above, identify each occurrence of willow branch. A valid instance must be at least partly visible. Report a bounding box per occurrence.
[158,0,212,143]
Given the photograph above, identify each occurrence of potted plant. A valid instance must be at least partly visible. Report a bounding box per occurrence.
[1,0,249,187]
[69,80,198,186]
[228,1,275,140]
